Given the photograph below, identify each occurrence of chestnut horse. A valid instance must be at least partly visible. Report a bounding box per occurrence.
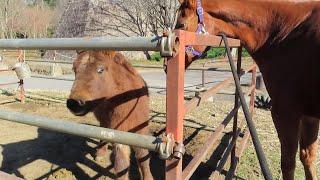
[176,0,320,179]
[66,51,153,180]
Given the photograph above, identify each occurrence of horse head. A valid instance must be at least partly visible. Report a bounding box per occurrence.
[175,0,220,68]
[67,51,120,116]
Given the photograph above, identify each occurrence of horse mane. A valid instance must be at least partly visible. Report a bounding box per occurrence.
[113,52,138,76]
[199,0,318,47]
[100,51,138,76]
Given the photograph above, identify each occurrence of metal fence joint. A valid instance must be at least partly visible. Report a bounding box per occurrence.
[173,143,185,159]
[160,30,175,57]
[158,133,175,160]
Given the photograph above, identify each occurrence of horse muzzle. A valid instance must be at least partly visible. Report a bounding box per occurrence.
[67,99,90,116]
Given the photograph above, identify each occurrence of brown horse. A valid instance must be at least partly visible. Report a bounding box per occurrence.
[66,51,153,180]
[176,0,320,179]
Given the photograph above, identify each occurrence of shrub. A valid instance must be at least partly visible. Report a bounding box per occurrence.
[150,52,162,61]
[149,47,250,61]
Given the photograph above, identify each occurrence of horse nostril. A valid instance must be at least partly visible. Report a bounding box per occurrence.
[67,99,76,110]
[78,100,86,106]
[67,99,89,116]
[66,99,86,109]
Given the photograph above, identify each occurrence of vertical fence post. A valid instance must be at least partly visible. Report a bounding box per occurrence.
[250,62,257,114]
[17,50,25,104]
[231,46,242,170]
[54,50,56,61]
[165,30,185,180]
[19,80,25,104]
[23,50,26,62]
[202,63,205,87]
[0,49,2,62]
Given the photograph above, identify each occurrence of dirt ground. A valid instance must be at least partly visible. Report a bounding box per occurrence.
[0,88,319,180]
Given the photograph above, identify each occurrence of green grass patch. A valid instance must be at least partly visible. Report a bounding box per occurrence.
[150,52,163,61]
[147,48,250,63]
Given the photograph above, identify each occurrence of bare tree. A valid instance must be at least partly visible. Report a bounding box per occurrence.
[0,0,56,39]
[94,0,179,36]
[0,0,25,38]
[88,0,179,59]
[147,0,180,33]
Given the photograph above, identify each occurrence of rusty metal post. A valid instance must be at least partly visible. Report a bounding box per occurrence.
[53,50,56,61]
[202,60,210,87]
[17,50,25,104]
[231,46,242,170]
[23,50,25,62]
[17,50,23,62]
[201,60,211,87]
[202,66,205,87]
[165,30,185,180]
[19,80,25,104]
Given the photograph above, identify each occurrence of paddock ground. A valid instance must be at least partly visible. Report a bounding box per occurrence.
[0,89,319,180]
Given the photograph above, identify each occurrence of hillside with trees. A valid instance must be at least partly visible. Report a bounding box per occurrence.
[1,0,181,59]
[0,0,66,39]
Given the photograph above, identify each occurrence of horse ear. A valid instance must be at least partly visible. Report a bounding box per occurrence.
[103,51,117,59]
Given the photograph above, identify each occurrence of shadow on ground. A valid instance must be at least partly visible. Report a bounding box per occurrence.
[1,126,244,179]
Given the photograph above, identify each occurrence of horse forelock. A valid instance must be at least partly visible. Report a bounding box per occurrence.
[74,52,90,70]
[187,0,197,7]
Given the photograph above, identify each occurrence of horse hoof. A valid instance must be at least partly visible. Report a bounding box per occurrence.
[94,155,104,162]
[94,150,106,161]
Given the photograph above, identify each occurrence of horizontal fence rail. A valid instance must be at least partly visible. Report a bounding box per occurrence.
[184,31,240,47]
[25,59,74,64]
[23,59,240,72]
[0,37,163,51]
[0,109,162,152]
[0,33,241,53]
[0,81,19,86]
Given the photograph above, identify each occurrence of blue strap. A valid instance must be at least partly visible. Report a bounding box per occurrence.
[196,0,204,24]
[186,46,202,56]
[185,0,205,56]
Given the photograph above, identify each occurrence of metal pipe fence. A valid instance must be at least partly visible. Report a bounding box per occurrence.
[0,37,164,51]
[0,109,163,153]
[164,30,271,179]
[0,31,270,179]
[23,59,237,72]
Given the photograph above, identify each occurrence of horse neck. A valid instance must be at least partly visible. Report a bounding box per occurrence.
[202,0,314,53]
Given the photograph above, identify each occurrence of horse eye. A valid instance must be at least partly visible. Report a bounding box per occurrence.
[97,68,104,74]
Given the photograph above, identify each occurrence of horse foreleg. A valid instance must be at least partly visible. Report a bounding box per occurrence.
[113,144,131,180]
[133,147,153,180]
[299,116,319,180]
[95,140,108,161]
[272,107,300,180]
